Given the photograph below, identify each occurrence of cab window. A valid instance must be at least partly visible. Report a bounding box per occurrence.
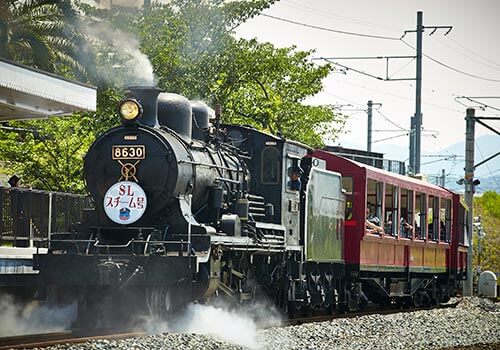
[285,157,301,191]
[261,147,280,184]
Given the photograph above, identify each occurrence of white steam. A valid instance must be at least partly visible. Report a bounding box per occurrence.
[0,294,76,336]
[175,304,258,348]
[80,0,147,9]
[82,21,155,86]
[141,302,282,349]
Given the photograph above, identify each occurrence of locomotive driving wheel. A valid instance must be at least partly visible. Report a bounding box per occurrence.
[146,286,173,320]
[145,285,190,321]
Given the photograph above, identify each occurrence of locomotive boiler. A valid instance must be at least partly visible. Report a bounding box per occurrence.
[84,87,246,234]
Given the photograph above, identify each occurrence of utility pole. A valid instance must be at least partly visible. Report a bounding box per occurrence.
[366,100,382,152]
[463,107,475,296]
[441,169,446,187]
[403,12,452,174]
[409,116,415,173]
[367,100,373,152]
[414,11,423,174]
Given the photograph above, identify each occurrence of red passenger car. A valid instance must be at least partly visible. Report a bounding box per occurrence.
[312,151,467,306]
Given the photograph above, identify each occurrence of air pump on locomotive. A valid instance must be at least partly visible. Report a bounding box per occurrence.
[34,86,346,326]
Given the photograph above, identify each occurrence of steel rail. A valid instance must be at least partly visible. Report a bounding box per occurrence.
[0,330,145,350]
[285,300,461,327]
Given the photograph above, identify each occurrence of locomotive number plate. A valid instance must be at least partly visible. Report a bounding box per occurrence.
[112,145,146,160]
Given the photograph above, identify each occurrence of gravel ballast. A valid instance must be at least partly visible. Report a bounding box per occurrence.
[43,297,499,350]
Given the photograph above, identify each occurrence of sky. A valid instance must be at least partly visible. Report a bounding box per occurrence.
[235,0,500,178]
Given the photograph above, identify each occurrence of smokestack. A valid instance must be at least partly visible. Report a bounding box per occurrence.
[126,86,162,127]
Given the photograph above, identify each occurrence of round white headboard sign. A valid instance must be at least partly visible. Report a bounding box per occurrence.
[103,181,147,224]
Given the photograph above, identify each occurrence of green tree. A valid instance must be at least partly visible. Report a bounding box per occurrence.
[0,0,90,79]
[133,3,344,146]
[0,0,346,191]
[0,115,95,192]
[212,39,344,146]
[473,191,500,276]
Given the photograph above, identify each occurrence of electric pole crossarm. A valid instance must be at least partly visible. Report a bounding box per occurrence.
[401,25,452,38]
[324,60,385,80]
[475,116,500,120]
[475,119,500,136]
[319,57,416,81]
[317,56,415,60]
[474,151,500,170]
[425,26,453,35]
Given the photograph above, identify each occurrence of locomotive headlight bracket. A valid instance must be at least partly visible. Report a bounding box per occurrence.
[119,99,143,122]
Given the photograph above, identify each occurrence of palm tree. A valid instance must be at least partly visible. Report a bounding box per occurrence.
[0,0,89,79]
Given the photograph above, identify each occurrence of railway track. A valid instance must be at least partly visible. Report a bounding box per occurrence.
[287,300,461,326]
[0,301,461,349]
[0,330,146,350]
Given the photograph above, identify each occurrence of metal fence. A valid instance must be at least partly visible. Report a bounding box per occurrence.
[0,187,92,247]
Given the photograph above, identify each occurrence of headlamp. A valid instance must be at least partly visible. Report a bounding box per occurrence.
[119,99,142,121]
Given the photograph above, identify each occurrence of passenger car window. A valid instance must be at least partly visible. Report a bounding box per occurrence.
[342,177,353,220]
[415,192,426,239]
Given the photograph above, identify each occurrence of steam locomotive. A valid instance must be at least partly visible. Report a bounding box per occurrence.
[34,87,464,327]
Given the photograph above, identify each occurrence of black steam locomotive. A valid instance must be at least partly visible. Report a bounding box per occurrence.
[34,87,346,326]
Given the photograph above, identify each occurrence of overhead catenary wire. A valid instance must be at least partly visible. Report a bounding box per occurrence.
[322,91,366,108]
[325,68,462,113]
[285,0,404,32]
[421,155,460,166]
[432,37,500,72]
[448,37,500,69]
[401,39,500,83]
[372,132,409,143]
[375,109,407,131]
[387,57,416,79]
[464,97,500,112]
[260,14,402,40]
[261,12,500,83]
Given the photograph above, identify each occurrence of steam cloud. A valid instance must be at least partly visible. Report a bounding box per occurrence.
[0,294,76,336]
[81,20,156,86]
[80,0,146,9]
[141,302,282,349]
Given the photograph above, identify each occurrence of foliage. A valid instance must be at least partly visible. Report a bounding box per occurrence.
[0,0,92,80]
[0,0,346,192]
[133,5,344,146]
[212,39,344,146]
[0,115,95,192]
[473,191,500,276]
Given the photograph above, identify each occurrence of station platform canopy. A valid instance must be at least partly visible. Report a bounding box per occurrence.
[0,58,96,121]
